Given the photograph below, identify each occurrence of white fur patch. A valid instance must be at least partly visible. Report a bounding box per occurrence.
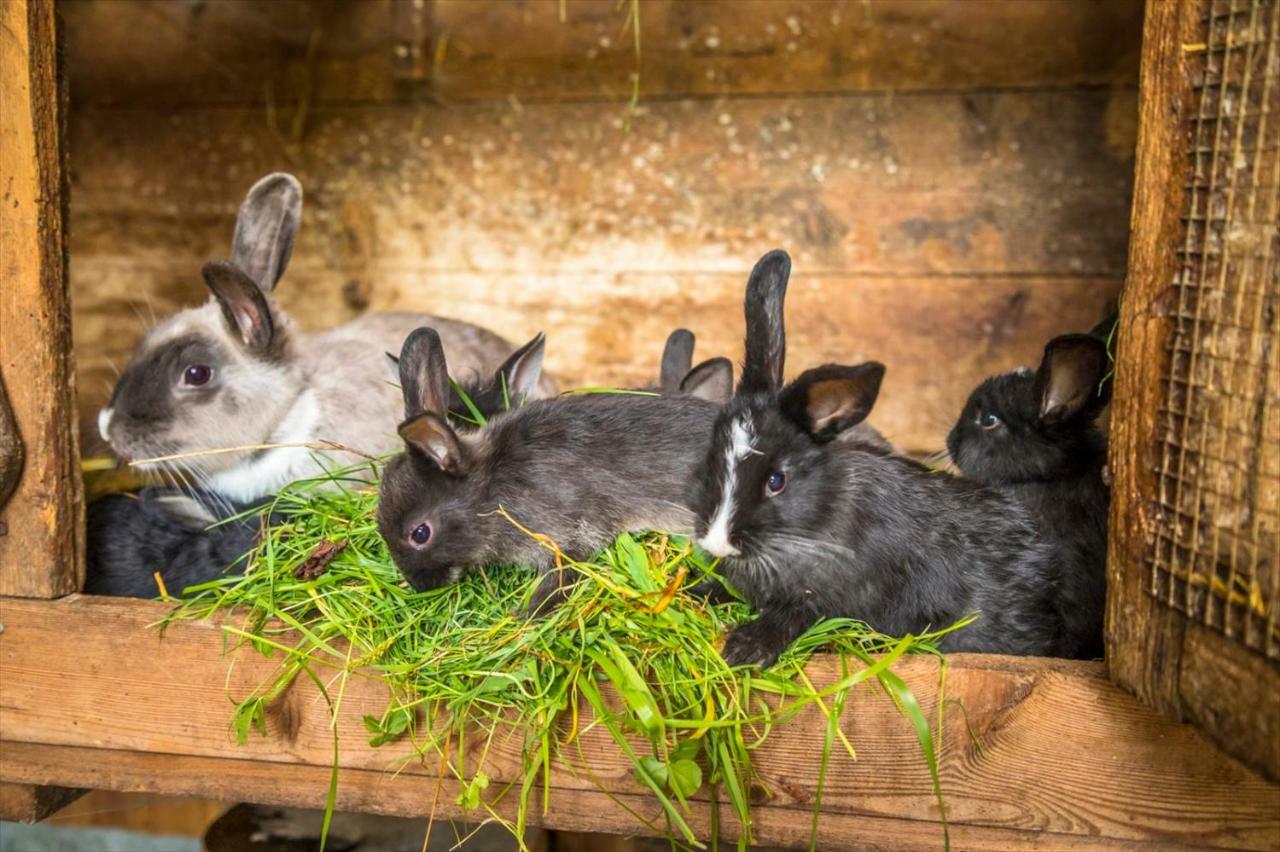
[206,389,323,503]
[698,415,756,558]
[98,407,114,443]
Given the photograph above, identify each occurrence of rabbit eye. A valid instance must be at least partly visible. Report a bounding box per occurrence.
[183,364,213,386]
[409,523,433,547]
[978,412,1002,430]
[765,470,787,496]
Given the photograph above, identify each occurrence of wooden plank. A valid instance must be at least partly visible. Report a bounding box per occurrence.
[1104,0,1202,717]
[60,0,1143,108]
[0,0,82,596]
[0,781,84,824]
[68,89,1131,455]
[1,596,1277,849]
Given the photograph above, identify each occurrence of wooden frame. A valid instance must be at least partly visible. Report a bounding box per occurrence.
[2,595,1278,850]
[1105,0,1280,783]
[0,0,82,598]
[0,0,1277,846]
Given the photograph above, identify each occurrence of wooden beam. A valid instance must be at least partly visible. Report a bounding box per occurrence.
[60,0,1143,108]
[1,596,1276,849]
[0,0,82,596]
[0,781,84,824]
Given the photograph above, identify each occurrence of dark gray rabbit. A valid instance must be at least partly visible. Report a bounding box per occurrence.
[657,328,734,402]
[946,332,1112,659]
[86,339,547,598]
[377,327,722,611]
[690,250,1063,668]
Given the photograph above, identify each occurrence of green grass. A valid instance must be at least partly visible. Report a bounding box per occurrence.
[167,463,969,851]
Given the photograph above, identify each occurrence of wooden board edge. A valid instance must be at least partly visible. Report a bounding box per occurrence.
[0,781,86,823]
[1104,0,1202,712]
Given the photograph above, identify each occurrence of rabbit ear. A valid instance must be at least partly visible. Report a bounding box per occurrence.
[201,260,276,353]
[738,250,790,395]
[232,172,302,293]
[399,327,452,420]
[779,362,885,441]
[497,332,546,406]
[399,412,469,475]
[680,357,733,404]
[660,329,695,392]
[1037,334,1111,425]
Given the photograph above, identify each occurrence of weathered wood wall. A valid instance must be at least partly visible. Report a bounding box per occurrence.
[63,0,1141,454]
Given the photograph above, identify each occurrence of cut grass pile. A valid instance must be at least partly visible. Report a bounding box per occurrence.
[168,464,969,851]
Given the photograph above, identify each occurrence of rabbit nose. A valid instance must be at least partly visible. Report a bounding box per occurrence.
[98,407,115,443]
[698,528,740,559]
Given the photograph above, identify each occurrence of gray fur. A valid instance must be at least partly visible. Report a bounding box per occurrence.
[378,328,720,610]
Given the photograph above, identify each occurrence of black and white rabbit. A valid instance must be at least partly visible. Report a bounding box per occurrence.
[85,338,549,599]
[690,250,1063,667]
[946,332,1112,659]
[377,326,723,611]
[658,328,734,402]
[98,172,556,506]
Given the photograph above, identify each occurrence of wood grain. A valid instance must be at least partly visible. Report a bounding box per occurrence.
[68,89,1132,455]
[1,596,1276,849]
[0,0,83,596]
[60,0,1142,108]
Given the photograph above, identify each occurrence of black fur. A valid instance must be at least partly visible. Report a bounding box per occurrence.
[946,334,1111,659]
[737,250,789,394]
[378,328,720,607]
[693,395,1063,667]
[84,489,270,598]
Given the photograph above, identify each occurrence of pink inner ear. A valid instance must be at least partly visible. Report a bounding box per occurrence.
[235,304,258,343]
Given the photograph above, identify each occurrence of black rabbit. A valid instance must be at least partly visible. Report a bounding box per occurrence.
[946,332,1112,659]
[85,489,269,598]
[690,250,1063,667]
[657,328,734,402]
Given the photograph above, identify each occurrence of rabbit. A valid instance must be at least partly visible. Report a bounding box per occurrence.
[377,326,723,612]
[654,328,734,402]
[689,250,1063,668]
[945,332,1112,659]
[85,337,547,599]
[84,488,270,598]
[97,172,556,507]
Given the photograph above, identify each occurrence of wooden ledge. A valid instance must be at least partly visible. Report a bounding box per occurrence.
[1,595,1276,849]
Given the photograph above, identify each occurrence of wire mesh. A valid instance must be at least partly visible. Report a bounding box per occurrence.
[1148,0,1280,659]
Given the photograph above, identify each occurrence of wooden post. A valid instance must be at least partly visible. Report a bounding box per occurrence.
[0,0,82,597]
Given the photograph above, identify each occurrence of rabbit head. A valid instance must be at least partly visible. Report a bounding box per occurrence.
[946,333,1111,484]
[691,250,886,563]
[377,327,546,591]
[98,173,304,481]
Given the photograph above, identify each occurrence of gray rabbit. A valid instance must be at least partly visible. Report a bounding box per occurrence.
[377,327,722,612]
[98,173,555,505]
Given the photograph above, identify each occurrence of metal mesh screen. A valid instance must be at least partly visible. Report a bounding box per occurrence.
[1149,0,1279,658]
